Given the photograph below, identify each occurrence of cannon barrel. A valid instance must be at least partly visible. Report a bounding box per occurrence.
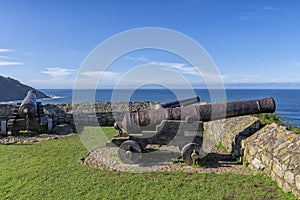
[116,97,276,134]
[18,90,37,119]
[198,97,275,122]
[159,96,200,108]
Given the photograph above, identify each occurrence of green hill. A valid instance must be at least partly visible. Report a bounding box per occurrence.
[0,75,49,102]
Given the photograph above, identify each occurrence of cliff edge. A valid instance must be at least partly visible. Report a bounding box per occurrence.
[0,75,49,102]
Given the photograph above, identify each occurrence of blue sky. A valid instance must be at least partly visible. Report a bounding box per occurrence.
[0,0,300,89]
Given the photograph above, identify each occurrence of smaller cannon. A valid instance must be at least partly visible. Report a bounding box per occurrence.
[18,90,38,119]
[158,96,200,109]
[0,90,53,136]
[108,97,276,165]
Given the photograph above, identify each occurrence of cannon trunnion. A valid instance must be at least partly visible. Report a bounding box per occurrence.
[108,96,276,165]
[0,90,53,136]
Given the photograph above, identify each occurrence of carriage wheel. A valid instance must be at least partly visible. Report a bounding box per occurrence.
[118,140,142,164]
[181,143,201,165]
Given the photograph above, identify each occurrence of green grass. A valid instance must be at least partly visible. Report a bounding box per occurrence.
[216,141,229,153]
[254,112,300,134]
[79,126,117,150]
[0,129,296,199]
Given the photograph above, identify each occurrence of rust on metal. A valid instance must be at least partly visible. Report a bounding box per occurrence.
[198,97,276,121]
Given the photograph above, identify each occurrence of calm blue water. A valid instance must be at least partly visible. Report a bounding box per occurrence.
[34,89,300,127]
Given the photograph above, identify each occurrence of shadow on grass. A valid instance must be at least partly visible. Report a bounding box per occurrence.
[1,142,34,146]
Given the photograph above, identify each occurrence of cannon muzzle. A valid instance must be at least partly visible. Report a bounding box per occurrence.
[18,90,37,119]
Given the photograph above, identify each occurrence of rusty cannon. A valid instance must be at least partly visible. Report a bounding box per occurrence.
[108,96,276,165]
[18,90,38,120]
[0,90,53,136]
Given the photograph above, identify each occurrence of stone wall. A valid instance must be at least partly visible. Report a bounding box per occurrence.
[243,123,300,198]
[205,116,300,198]
[0,102,155,127]
[204,116,262,158]
[0,104,14,118]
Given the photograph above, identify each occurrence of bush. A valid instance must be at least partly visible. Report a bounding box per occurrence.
[253,113,300,134]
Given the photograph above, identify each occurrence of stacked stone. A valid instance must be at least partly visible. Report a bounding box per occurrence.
[204,116,261,158]
[0,102,155,127]
[243,123,300,198]
[0,104,14,118]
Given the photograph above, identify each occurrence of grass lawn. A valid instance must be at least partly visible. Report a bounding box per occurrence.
[0,127,296,200]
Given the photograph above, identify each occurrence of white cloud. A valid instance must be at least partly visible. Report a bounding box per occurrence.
[75,70,121,88]
[28,78,75,89]
[240,5,277,21]
[0,48,13,53]
[240,12,257,20]
[42,67,76,78]
[25,52,31,56]
[28,67,76,88]
[0,48,23,66]
[150,61,199,76]
[263,6,277,11]
[0,61,24,66]
[126,55,150,62]
[222,74,259,83]
[81,70,119,79]
[113,65,196,89]
[0,55,11,59]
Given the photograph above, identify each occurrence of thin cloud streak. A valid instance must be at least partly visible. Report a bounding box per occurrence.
[240,5,278,21]
[42,67,76,78]
[150,61,199,76]
[222,74,256,83]
[0,55,12,59]
[81,70,120,78]
[28,78,75,88]
[126,55,150,62]
[74,70,121,89]
[0,61,24,66]
[0,48,13,53]
[263,6,278,10]
[0,48,23,66]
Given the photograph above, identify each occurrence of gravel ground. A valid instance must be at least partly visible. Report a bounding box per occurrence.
[0,134,72,144]
[0,125,73,144]
[81,145,250,174]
